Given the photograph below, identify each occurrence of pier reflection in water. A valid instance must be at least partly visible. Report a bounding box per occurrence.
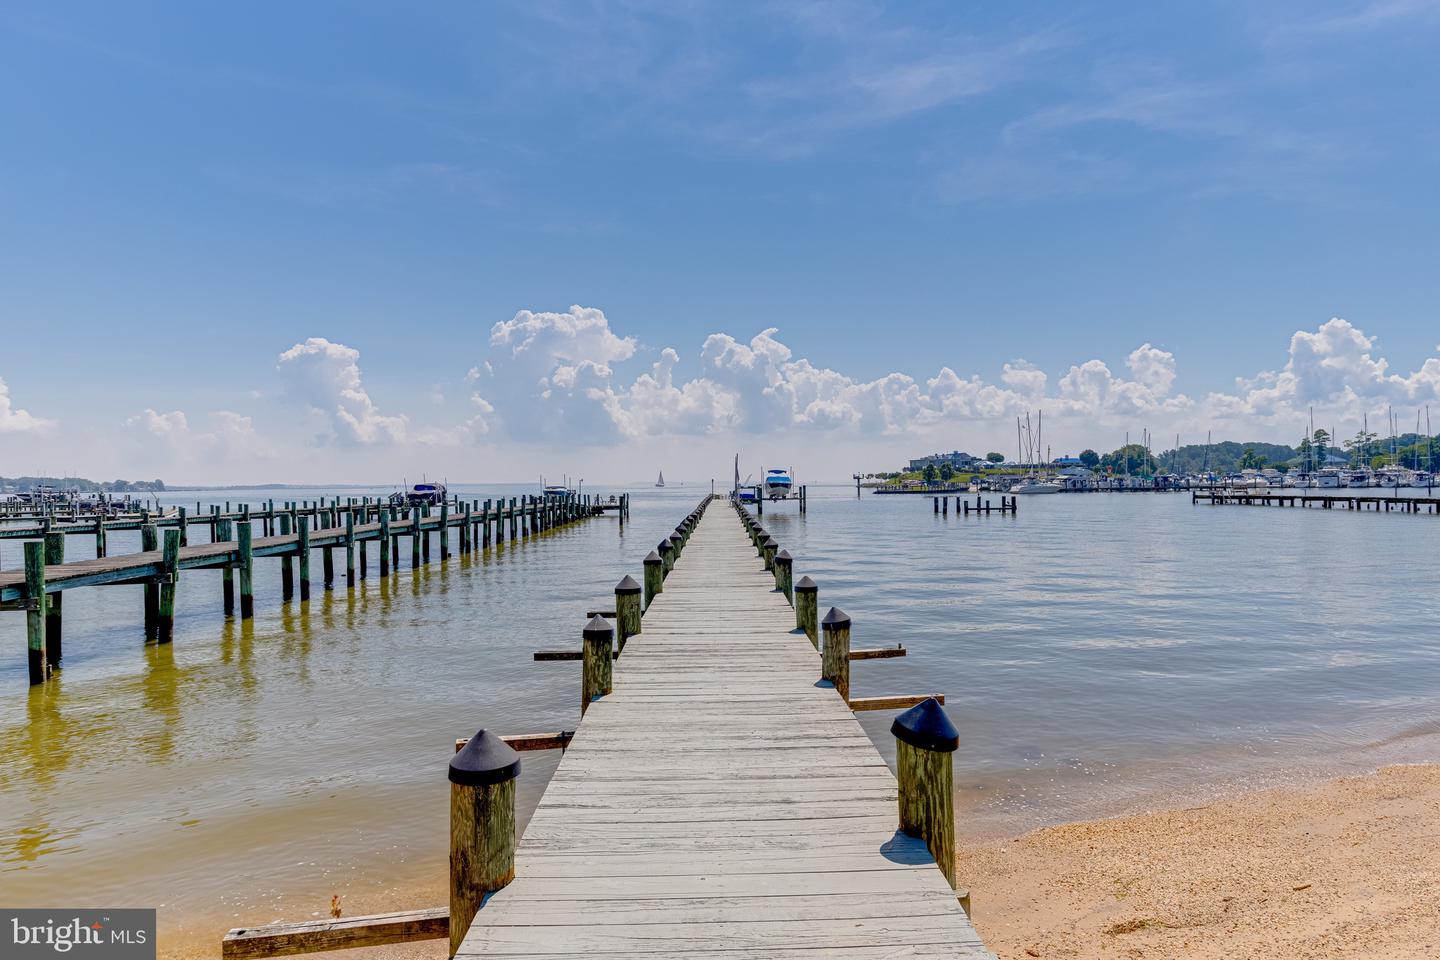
[3,482,1440,953]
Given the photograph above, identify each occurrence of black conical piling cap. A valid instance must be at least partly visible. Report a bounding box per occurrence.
[762,535,778,548]
[795,575,818,593]
[644,550,663,565]
[774,549,793,563]
[584,614,614,640]
[668,533,683,546]
[821,607,850,630]
[658,539,672,553]
[615,574,642,595]
[890,698,959,753]
[449,729,521,786]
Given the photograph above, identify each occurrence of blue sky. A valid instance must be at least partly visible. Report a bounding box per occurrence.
[3,1,1440,482]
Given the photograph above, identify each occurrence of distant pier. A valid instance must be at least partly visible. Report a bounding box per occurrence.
[1194,491,1440,513]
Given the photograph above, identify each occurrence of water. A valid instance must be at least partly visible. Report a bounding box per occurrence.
[3,483,1439,951]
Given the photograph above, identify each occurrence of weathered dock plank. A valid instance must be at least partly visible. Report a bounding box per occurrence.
[456,506,990,958]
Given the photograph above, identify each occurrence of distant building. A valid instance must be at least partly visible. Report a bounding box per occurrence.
[907,451,982,472]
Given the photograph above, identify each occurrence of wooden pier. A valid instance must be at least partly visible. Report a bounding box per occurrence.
[224,496,991,959]
[1193,491,1440,513]
[2,493,626,685]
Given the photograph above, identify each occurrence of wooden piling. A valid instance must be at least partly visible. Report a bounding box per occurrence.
[795,576,819,648]
[142,523,160,639]
[279,513,294,602]
[238,522,254,619]
[345,513,357,589]
[298,516,311,602]
[774,548,793,603]
[892,698,959,890]
[643,551,664,609]
[448,731,519,958]
[821,607,851,702]
[43,532,64,670]
[615,575,642,653]
[581,615,613,715]
[659,539,675,576]
[25,542,48,684]
[157,529,180,644]
[216,519,235,615]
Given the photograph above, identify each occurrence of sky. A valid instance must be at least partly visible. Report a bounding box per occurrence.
[3,0,1440,484]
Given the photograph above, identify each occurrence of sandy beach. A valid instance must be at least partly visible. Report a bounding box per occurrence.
[164,764,1440,959]
[963,763,1440,959]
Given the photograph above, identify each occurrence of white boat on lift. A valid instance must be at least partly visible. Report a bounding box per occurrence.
[763,468,794,500]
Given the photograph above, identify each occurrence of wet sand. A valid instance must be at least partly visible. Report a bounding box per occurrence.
[964,763,1440,959]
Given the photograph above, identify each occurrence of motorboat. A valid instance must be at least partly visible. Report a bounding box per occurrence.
[763,468,794,500]
[1313,468,1343,489]
[1411,471,1433,487]
[407,481,447,506]
[1010,477,1062,494]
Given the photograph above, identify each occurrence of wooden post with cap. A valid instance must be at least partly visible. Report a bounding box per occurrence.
[773,549,793,603]
[761,535,778,572]
[892,697,959,890]
[643,551,664,609]
[448,730,519,957]
[821,607,851,702]
[615,575,642,653]
[658,538,675,577]
[795,576,818,647]
[582,615,614,714]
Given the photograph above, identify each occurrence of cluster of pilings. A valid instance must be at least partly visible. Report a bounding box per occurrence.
[933,494,1017,515]
[4,492,626,686]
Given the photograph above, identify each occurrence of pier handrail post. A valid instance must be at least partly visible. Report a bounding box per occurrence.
[157,529,181,643]
[658,538,675,577]
[24,541,48,684]
[238,522,255,619]
[142,522,160,639]
[44,531,64,670]
[668,532,684,567]
[774,549,793,603]
[891,697,959,890]
[761,535,778,572]
[448,731,520,957]
[795,576,819,648]
[615,576,642,653]
[643,551,664,608]
[821,607,851,701]
[581,615,614,715]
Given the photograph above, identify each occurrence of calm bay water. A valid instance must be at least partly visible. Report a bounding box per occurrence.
[3,482,1439,949]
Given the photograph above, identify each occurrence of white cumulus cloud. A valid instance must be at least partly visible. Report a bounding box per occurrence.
[0,377,54,433]
[277,338,407,445]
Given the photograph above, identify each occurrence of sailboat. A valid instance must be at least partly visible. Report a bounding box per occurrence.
[655,470,665,488]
